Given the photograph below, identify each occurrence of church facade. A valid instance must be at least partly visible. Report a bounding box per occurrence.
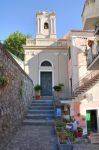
[24,11,69,98]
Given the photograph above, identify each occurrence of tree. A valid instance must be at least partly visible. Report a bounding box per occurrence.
[4,32,27,60]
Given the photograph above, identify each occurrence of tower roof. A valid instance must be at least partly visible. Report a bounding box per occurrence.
[36,11,56,16]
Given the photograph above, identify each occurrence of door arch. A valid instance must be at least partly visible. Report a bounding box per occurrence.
[39,60,54,96]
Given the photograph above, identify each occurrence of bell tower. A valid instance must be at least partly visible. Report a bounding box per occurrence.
[36,11,56,39]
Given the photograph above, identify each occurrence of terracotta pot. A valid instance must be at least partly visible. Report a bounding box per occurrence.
[35,95,41,100]
[74,131,78,138]
[88,40,94,48]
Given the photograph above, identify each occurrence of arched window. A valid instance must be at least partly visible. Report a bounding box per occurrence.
[41,61,52,67]
[44,22,49,29]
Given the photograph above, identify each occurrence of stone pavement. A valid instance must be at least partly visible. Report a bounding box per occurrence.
[6,125,58,150]
[6,100,58,150]
[73,144,99,150]
[6,126,99,150]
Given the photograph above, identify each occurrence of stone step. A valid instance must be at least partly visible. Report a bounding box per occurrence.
[28,109,54,114]
[32,100,53,104]
[23,119,54,126]
[31,103,53,106]
[40,96,53,100]
[29,105,53,110]
[26,113,54,119]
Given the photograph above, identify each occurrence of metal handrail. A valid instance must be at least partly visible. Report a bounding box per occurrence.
[73,70,99,93]
[72,71,92,89]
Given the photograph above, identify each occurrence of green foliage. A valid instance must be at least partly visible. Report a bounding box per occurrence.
[53,83,64,92]
[55,119,75,144]
[53,85,62,92]
[0,76,8,87]
[55,119,65,132]
[34,85,42,91]
[64,129,75,141]
[84,47,88,56]
[4,31,27,60]
[97,40,99,45]
[77,127,83,132]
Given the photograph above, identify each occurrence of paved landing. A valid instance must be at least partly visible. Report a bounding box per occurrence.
[6,125,58,150]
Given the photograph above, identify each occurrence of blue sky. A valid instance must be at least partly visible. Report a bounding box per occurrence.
[0,0,84,40]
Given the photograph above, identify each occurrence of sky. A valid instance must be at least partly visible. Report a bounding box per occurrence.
[0,0,85,40]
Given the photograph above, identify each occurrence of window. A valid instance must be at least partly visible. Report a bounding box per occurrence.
[44,22,49,29]
[41,61,52,67]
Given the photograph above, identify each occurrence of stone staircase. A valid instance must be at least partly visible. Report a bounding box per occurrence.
[23,100,55,126]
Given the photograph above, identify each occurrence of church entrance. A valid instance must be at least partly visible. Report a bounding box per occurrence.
[40,72,52,96]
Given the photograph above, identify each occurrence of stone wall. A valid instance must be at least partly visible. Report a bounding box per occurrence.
[0,44,33,149]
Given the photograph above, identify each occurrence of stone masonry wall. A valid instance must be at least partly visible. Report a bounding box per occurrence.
[0,44,33,149]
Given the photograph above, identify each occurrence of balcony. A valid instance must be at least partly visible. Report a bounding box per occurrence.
[82,0,99,30]
[87,37,99,70]
[26,38,67,47]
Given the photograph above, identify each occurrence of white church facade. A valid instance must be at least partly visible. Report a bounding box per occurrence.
[23,10,99,133]
[24,11,69,98]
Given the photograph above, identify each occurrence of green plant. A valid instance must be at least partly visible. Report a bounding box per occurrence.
[77,127,83,132]
[34,85,42,91]
[34,85,42,99]
[56,126,63,132]
[63,140,67,144]
[4,31,27,60]
[55,119,65,132]
[97,40,99,46]
[64,129,75,142]
[96,22,99,26]
[53,85,62,92]
[53,83,64,92]
[0,76,8,87]
[84,47,88,56]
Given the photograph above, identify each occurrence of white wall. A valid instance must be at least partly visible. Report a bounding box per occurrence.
[70,36,93,90]
[25,49,69,98]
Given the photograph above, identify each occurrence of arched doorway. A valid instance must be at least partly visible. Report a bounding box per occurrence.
[40,61,53,96]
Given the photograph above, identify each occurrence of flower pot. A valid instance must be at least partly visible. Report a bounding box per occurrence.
[35,95,41,100]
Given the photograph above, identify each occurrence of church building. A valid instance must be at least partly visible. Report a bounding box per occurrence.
[24,11,69,98]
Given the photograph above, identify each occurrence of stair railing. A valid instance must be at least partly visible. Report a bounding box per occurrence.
[72,70,99,95]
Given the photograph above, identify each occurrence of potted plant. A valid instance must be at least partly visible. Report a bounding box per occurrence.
[55,119,65,144]
[53,84,63,100]
[77,127,83,138]
[53,85,62,92]
[34,84,42,100]
[53,85,61,101]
